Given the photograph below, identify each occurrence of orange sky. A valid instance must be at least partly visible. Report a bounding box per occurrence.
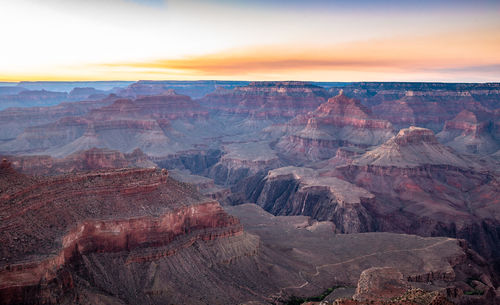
[1,0,499,82]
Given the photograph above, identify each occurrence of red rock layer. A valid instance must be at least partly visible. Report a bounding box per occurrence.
[0,164,241,304]
[4,147,154,176]
[200,81,329,118]
[277,93,394,161]
[0,94,119,141]
[90,92,208,121]
[437,110,499,154]
[371,91,491,131]
[333,128,500,261]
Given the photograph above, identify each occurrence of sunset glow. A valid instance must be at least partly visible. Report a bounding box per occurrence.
[1,0,499,82]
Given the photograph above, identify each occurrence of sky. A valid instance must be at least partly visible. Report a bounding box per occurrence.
[0,0,499,82]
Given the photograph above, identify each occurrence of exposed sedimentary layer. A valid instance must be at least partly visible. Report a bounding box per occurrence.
[276,93,394,162]
[3,147,155,175]
[200,81,329,118]
[0,161,242,304]
[245,166,375,233]
[226,204,498,304]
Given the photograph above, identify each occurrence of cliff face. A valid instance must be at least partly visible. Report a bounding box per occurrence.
[67,87,107,101]
[276,93,394,162]
[89,93,209,120]
[0,94,119,141]
[335,127,500,262]
[200,81,329,118]
[437,110,499,155]
[4,147,155,175]
[0,90,68,110]
[208,141,281,186]
[0,162,244,304]
[0,93,210,157]
[243,166,375,233]
[371,90,491,132]
[227,204,499,305]
[237,127,500,270]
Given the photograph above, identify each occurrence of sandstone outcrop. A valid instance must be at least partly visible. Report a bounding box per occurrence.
[353,267,409,301]
[276,93,394,162]
[0,94,119,141]
[200,81,329,118]
[241,166,375,233]
[371,90,491,131]
[0,163,244,304]
[4,147,155,175]
[335,127,500,264]
[437,110,499,155]
[226,204,498,305]
[0,93,210,157]
[209,141,281,186]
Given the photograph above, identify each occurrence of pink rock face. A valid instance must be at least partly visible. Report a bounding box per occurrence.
[0,92,210,157]
[334,127,500,260]
[371,91,492,131]
[353,267,409,301]
[5,147,154,176]
[393,127,438,145]
[68,87,107,101]
[0,90,68,108]
[437,110,499,154]
[115,82,173,97]
[0,94,120,141]
[276,93,394,161]
[200,81,329,118]
[0,164,242,304]
[90,93,208,120]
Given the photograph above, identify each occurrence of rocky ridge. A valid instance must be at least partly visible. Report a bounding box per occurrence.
[437,110,499,155]
[0,161,243,304]
[3,147,155,175]
[276,93,394,162]
[200,81,329,118]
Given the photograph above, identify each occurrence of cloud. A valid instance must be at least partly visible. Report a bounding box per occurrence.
[100,26,500,79]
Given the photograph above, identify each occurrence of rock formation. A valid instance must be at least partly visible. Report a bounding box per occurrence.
[208,141,281,186]
[200,81,329,118]
[1,80,500,304]
[0,93,209,157]
[0,89,68,110]
[4,147,155,175]
[67,87,107,101]
[0,163,244,304]
[276,93,394,162]
[371,89,491,132]
[242,166,375,233]
[353,267,409,301]
[169,169,230,201]
[437,110,499,155]
[227,204,498,305]
[0,94,120,141]
[336,127,500,264]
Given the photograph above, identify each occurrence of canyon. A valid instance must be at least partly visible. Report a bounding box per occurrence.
[1,80,500,304]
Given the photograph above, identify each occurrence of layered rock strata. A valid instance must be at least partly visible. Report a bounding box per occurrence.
[200,81,329,118]
[437,110,499,155]
[335,127,500,263]
[0,162,242,304]
[4,147,155,176]
[276,93,394,162]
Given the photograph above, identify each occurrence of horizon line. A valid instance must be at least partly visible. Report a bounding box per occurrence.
[1,79,500,84]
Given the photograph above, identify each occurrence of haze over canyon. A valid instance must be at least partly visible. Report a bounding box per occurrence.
[0,80,499,304]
